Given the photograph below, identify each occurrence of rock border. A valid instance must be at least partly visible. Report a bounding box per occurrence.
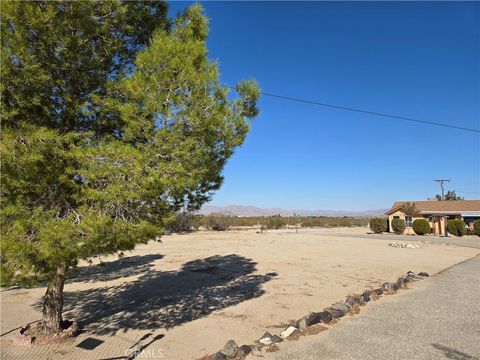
[198,271,429,360]
[389,242,420,249]
[14,320,78,346]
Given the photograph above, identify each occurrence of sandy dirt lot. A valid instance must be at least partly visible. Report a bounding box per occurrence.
[1,227,478,360]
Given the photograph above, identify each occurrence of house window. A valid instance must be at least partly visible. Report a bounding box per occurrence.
[405,215,413,227]
[393,216,400,220]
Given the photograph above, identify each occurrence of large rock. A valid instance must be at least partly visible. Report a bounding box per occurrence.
[318,311,333,324]
[238,345,253,357]
[258,332,283,346]
[213,352,227,360]
[296,318,308,331]
[329,309,344,318]
[373,288,383,296]
[280,326,299,339]
[271,335,283,344]
[397,277,407,287]
[382,282,395,293]
[297,313,322,330]
[345,296,356,306]
[406,271,420,280]
[258,332,274,346]
[352,294,366,305]
[220,340,238,358]
[345,295,365,306]
[362,290,372,302]
[331,302,351,313]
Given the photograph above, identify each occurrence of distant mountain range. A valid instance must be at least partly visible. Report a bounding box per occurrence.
[198,204,387,217]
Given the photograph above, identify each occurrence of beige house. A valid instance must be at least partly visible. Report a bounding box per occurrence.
[385,200,480,235]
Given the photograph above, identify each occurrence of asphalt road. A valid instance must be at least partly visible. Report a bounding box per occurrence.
[270,255,480,360]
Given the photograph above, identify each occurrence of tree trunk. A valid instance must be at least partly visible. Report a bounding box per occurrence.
[42,264,66,334]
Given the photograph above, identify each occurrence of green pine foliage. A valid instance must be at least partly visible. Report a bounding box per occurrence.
[1,2,259,332]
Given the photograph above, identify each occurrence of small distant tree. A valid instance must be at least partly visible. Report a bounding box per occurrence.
[436,191,464,201]
[391,219,406,234]
[402,202,419,217]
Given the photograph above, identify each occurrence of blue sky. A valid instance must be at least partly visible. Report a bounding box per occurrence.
[169,1,479,211]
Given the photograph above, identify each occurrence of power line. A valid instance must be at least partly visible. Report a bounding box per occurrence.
[456,190,480,195]
[229,86,480,133]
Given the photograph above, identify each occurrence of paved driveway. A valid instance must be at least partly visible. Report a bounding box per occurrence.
[268,255,480,360]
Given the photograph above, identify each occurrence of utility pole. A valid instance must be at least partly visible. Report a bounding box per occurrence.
[435,179,451,237]
[435,179,450,200]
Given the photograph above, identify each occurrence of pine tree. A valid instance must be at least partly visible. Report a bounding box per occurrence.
[1,2,259,334]
[435,191,464,201]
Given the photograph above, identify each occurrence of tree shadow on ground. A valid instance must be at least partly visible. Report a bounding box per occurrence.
[67,254,164,283]
[37,254,276,335]
[432,343,478,360]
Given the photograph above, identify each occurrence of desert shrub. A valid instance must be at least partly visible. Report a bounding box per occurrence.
[412,219,430,235]
[391,218,406,234]
[205,213,232,231]
[447,219,465,237]
[266,216,286,229]
[166,212,197,233]
[197,215,370,229]
[369,218,388,234]
[300,216,369,228]
[465,228,473,236]
[474,220,480,237]
[300,218,315,227]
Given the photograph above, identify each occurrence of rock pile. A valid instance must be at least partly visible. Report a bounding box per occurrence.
[389,242,420,249]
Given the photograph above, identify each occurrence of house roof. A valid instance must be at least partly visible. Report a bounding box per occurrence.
[385,200,480,215]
